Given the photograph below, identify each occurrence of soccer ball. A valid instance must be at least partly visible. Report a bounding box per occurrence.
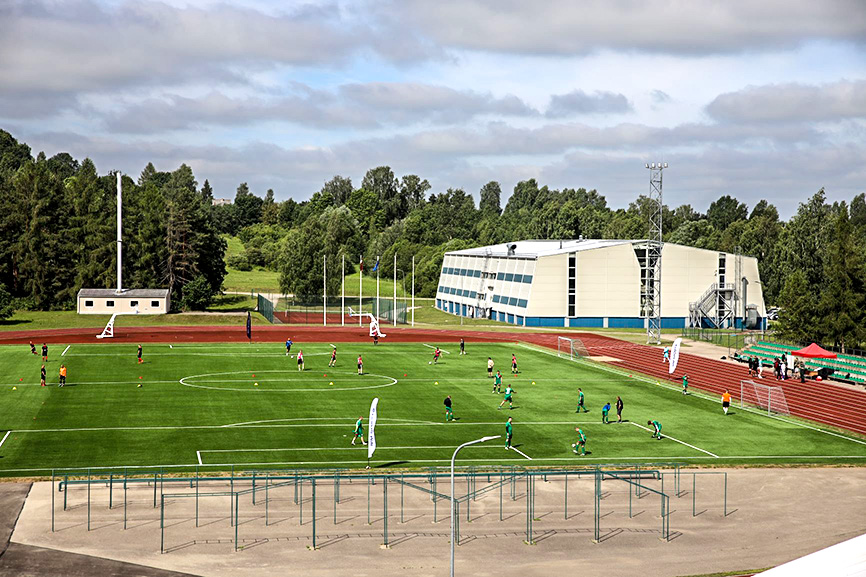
[428,361,432,365]
[434,381,439,385]
[137,384,142,388]
[329,381,334,386]
[532,381,536,385]
[254,382,259,386]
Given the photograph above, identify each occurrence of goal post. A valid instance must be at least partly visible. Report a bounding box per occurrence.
[740,379,790,416]
[557,336,577,361]
[96,313,118,339]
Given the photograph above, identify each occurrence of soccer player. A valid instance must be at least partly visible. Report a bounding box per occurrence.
[511,354,518,375]
[351,417,366,445]
[648,419,662,440]
[498,384,514,410]
[29,341,37,355]
[576,388,588,413]
[616,396,624,423]
[444,395,454,422]
[721,389,732,415]
[40,364,46,387]
[328,347,337,367]
[42,343,48,362]
[663,346,670,364]
[572,427,587,455]
[487,357,494,378]
[459,338,465,355]
[285,337,293,356]
[602,402,611,424]
[682,374,689,395]
[297,349,305,371]
[504,417,513,449]
[433,347,441,364]
[357,354,363,375]
[137,344,143,364]
[372,329,379,346]
[492,370,502,394]
[58,364,67,387]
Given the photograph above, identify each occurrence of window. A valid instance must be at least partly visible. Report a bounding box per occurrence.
[473,270,481,278]
[84,300,93,307]
[567,253,576,317]
[496,272,505,281]
[517,299,528,308]
[504,273,514,282]
[509,297,518,306]
[493,295,501,303]
[523,275,533,284]
[513,274,523,283]
[151,300,159,307]
[106,300,115,307]
[130,300,139,307]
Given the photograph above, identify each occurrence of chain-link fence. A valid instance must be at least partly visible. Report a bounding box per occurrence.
[269,296,409,326]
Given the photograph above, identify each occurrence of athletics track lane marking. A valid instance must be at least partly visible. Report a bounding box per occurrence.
[630,422,719,458]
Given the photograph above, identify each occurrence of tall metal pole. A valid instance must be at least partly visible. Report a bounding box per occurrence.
[411,256,415,327]
[116,171,122,294]
[323,254,327,326]
[359,256,363,326]
[643,162,667,344]
[341,255,345,326]
[376,256,380,320]
[451,435,500,577]
[393,253,397,327]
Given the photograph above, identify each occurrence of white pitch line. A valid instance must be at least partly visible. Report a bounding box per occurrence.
[630,422,719,458]
[61,345,70,357]
[196,450,202,465]
[169,345,173,349]
[510,446,533,460]
[422,343,450,354]
[0,431,10,449]
[200,445,507,454]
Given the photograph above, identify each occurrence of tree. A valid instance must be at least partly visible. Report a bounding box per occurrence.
[0,283,13,319]
[181,275,214,310]
[479,181,502,217]
[707,195,748,232]
[775,270,816,344]
[362,166,404,226]
[234,182,263,228]
[321,175,353,206]
[262,188,280,225]
[401,175,430,212]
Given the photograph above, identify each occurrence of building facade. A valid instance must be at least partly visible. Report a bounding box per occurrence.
[435,240,765,329]
[77,288,170,315]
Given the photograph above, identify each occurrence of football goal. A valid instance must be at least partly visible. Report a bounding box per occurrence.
[740,379,790,416]
[557,336,578,361]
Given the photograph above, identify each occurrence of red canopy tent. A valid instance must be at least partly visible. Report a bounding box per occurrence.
[792,343,837,359]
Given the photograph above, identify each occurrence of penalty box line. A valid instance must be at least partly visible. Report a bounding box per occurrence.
[0,431,11,449]
[630,422,719,458]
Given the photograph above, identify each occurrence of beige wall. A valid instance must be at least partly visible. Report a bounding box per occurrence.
[78,296,168,315]
[524,253,566,316]
[575,243,642,317]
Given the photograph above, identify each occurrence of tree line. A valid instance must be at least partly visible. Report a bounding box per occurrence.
[0,129,864,349]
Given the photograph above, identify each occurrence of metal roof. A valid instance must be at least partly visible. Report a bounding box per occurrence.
[446,239,636,258]
[77,288,169,298]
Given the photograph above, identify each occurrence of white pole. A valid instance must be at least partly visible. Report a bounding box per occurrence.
[341,254,345,327]
[359,256,363,326]
[393,253,397,327]
[411,256,415,327]
[116,171,122,294]
[376,256,380,320]
[323,254,327,326]
[451,435,500,577]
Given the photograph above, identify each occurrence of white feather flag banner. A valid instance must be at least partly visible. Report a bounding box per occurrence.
[669,337,682,374]
[367,397,379,460]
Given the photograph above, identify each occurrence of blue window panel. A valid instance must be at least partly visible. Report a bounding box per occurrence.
[516,316,524,325]
[492,295,501,303]
[569,317,604,328]
[508,297,518,306]
[661,317,686,329]
[507,313,515,324]
[473,270,481,278]
[513,274,523,283]
[469,291,477,298]
[462,269,469,276]
[504,273,514,282]
[525,317,565,327]
[496,272,505,280]
[517,299,528,308]
[444,267,450,275]
[461,304,467,316]
[608,317,645,329]
[522,275,533,284]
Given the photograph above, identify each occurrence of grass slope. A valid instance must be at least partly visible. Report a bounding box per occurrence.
[0,342,864,475]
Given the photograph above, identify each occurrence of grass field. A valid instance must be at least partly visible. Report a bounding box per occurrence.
[0,341,864,476]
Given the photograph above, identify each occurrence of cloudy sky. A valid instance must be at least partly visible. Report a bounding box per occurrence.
[1,0,865,216]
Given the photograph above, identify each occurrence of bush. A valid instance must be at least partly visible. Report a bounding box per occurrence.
[181,276,215,311]
[0,284,13,319]
[227,253,252,271]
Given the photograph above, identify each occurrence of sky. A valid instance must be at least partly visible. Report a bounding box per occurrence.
[1,0,865,218]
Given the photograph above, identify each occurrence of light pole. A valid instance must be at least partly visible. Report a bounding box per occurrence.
[451,435,500,577]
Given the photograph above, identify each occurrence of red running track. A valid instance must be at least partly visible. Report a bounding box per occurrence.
[1,324,864,435]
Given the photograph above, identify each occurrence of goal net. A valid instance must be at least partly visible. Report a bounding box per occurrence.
[740,379,790,416]
[557,336,578,361]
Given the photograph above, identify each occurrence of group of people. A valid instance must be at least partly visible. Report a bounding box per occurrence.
[29,341,68,387]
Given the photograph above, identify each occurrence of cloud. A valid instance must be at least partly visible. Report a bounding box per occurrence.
[383,0,866,56]
[706,80,866,123]
[546,90,632,118]
[103,84,538,133]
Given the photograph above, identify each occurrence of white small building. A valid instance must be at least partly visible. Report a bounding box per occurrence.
[77,289,170,315]
[436,239,765,329]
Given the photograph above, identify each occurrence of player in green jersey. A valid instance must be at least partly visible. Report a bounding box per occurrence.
[351,417,367,445]
[492,370,502,393]
[572,427,587,455]
[498,385,514,410]
[647,419,662,440]
[576,388,588,413]
[682,374,689,395]
[505,417,513,449]
[444,395,454,422]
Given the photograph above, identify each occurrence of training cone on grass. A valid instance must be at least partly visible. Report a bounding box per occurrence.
[329,382,334,386]
[434,381,439,385]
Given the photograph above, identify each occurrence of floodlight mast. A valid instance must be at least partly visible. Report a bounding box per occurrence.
[116,171,123,295]
[643,161,667,344]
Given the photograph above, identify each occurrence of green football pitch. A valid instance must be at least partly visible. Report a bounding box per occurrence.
[1,341,865,475]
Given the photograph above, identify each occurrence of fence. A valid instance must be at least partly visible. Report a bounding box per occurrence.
[45,464,731,554]
[256,294,279,324]
[270,296,409,326]
[681,326,756,355]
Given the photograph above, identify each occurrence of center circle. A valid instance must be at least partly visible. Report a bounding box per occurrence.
[178,370,398,392]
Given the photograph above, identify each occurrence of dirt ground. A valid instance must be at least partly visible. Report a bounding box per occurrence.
[4,467,866,577]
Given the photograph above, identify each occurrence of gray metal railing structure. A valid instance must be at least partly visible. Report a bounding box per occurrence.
[49,463,732,553]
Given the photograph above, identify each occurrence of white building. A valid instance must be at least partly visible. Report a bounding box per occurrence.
[77,288,170,315]
[435,239,765,329]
